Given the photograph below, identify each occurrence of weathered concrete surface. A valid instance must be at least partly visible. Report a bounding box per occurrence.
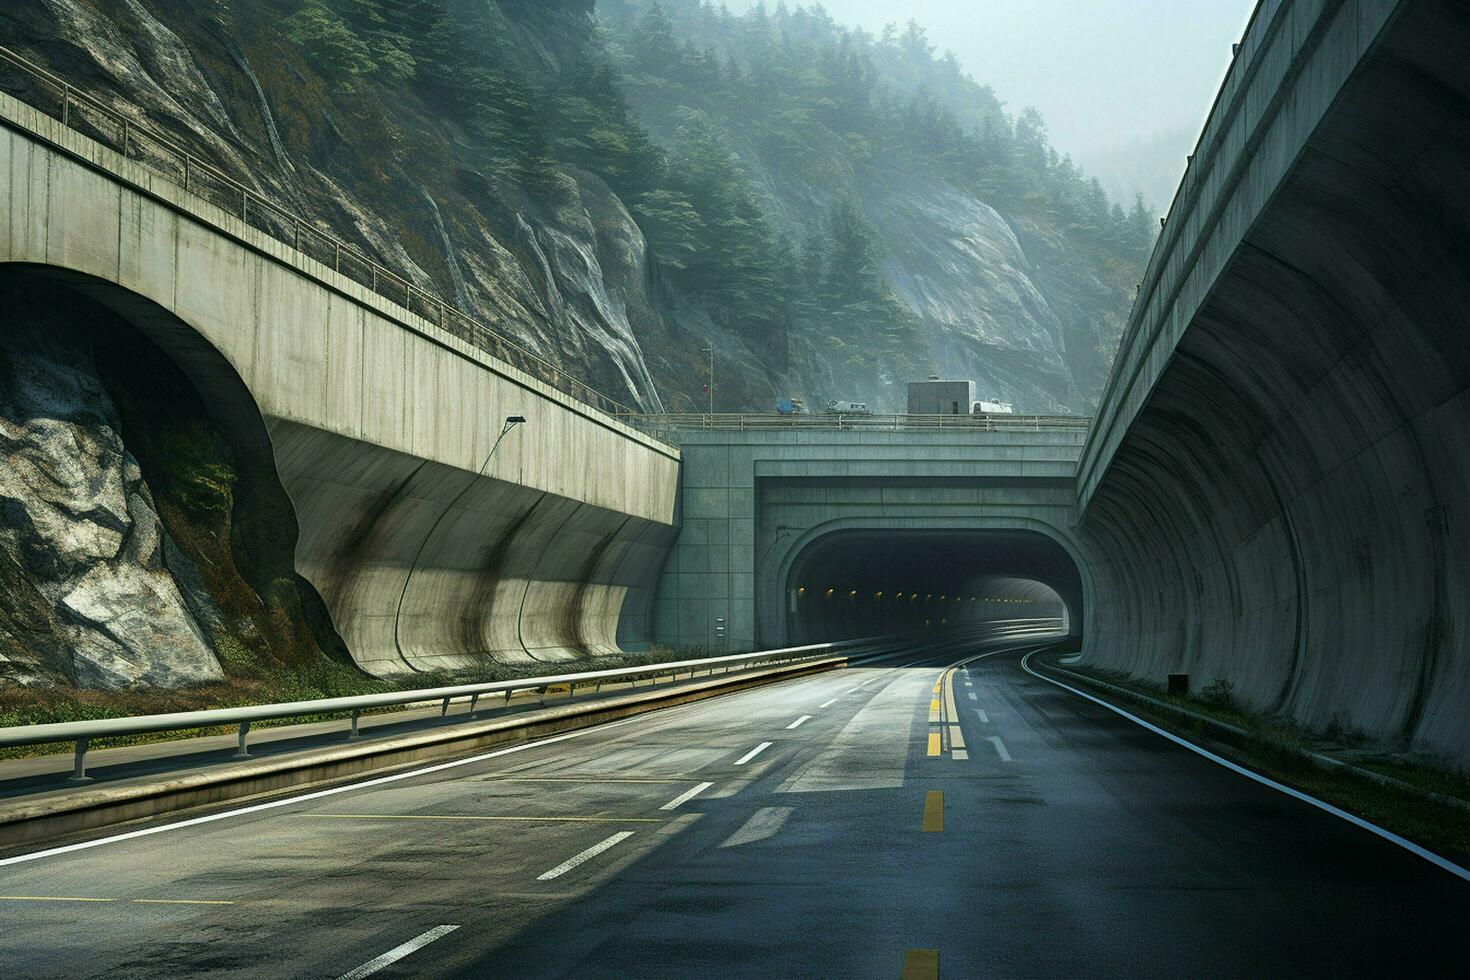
[651,427,1091,651]
[1076,0,1470,767]
[0,90,679,677]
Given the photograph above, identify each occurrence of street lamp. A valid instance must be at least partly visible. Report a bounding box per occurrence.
[392,415,527,667]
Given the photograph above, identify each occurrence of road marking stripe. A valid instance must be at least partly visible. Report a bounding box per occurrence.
[480,776,690,784]
[536,832,634,881]
[967,692,977,701]
[949,725,966,750]
[786,715,812,729]
[0,895,236,905]
[986,736,1012,762]
[901,949,939,980]
[659,781,713,811]
[337,924,460,980]
[953,749,968,760]
[818,697,841,708]
[1021,651,1470,883]
[921,790,944,832]
[735,742,773,765]
[720,806,793,848]
[926,732,941,757]
[0,712,655,869]
[297,813,659,823]
[974,709,989,723]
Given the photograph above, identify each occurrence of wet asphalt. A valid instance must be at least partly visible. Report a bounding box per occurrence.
[0,638,1465,979]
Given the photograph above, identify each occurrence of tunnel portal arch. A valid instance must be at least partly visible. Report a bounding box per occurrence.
[765,516,1093,649]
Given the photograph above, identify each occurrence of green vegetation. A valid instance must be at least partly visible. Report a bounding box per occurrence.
[269,0,1153,401]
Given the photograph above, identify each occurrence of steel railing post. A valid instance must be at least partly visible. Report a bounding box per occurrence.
[183,154,190,193]
[440,696,451,717]
[234,721,250,759]
[61,85,69,127]
[469,693,479,714]
[69,737,90,782]
[349,708,361,739]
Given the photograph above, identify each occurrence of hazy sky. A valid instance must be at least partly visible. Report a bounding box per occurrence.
[724,0,1257,206]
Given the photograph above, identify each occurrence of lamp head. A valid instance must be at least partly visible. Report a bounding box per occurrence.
[505,415,527,426]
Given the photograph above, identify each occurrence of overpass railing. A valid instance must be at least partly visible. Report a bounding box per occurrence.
[617,412,1091,434]
[0,639,893,782]
[0,43,641,421]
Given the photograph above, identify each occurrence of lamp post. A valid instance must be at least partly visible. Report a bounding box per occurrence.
[700,341,715,416]
[392,415,527,667]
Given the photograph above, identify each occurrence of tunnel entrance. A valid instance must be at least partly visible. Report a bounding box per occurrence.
[784,529,1082,645]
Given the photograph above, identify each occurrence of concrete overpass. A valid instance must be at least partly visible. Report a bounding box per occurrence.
[634,419,1090,653]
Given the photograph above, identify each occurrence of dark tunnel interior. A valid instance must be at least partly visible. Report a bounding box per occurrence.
[784,529,1083,644]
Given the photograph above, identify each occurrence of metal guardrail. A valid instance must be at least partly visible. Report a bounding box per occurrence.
[0,43,642,422]
[617,413,1092,433]
[0,640,879,781]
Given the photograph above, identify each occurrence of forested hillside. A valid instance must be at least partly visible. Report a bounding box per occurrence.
[1,0,1155,411]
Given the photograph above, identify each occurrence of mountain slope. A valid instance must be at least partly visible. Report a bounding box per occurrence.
[0,0,1153,415]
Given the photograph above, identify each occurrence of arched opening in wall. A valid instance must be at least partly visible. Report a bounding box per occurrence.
[0,265,352,695]
[783,529,1082,645]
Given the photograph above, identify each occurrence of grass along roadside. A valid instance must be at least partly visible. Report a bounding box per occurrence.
[0,646,718,761]
[1031,651,1470,867]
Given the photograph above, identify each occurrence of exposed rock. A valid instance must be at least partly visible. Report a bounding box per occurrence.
[0,310,223,689]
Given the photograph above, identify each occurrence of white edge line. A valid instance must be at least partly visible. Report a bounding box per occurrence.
[337,924,459,980]
[1020,650,1470,884]
[734,742,773,765]
[659,781,713,811]
[786,715,812,730]
[0,713,653,868]
[536,831,634,881]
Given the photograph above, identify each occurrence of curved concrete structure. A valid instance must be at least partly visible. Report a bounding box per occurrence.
[650,427,1090,651]
[1077,0,1470,767]
[0,90,679,676]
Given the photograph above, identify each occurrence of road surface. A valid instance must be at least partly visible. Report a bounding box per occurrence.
[0,639,1465,978]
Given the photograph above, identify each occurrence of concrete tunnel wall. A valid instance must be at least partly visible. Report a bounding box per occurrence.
[1077,0,1470,768]
[0,89,681,677]
[782,527,1075,644]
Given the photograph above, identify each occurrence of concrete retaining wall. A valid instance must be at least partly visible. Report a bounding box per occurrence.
[0,90,680,677]
[1077,0,1470,768]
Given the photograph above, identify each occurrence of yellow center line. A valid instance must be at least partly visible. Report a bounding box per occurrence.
[926,732,942,757]
[921,791,944,832]
[0,895,118,903]
[296,813,663,823]
[901,948,940,979]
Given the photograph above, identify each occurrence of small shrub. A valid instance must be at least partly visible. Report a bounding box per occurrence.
[1196,677,1236,711]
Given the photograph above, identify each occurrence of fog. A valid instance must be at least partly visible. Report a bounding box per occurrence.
[724,0,1257,210]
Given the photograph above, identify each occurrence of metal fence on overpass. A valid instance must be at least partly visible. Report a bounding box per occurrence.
[616,412,1093,434]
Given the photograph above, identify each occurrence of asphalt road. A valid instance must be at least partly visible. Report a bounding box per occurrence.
[0,639,1465,979]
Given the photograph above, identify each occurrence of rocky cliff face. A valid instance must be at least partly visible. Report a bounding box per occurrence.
[0,290,223,689]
